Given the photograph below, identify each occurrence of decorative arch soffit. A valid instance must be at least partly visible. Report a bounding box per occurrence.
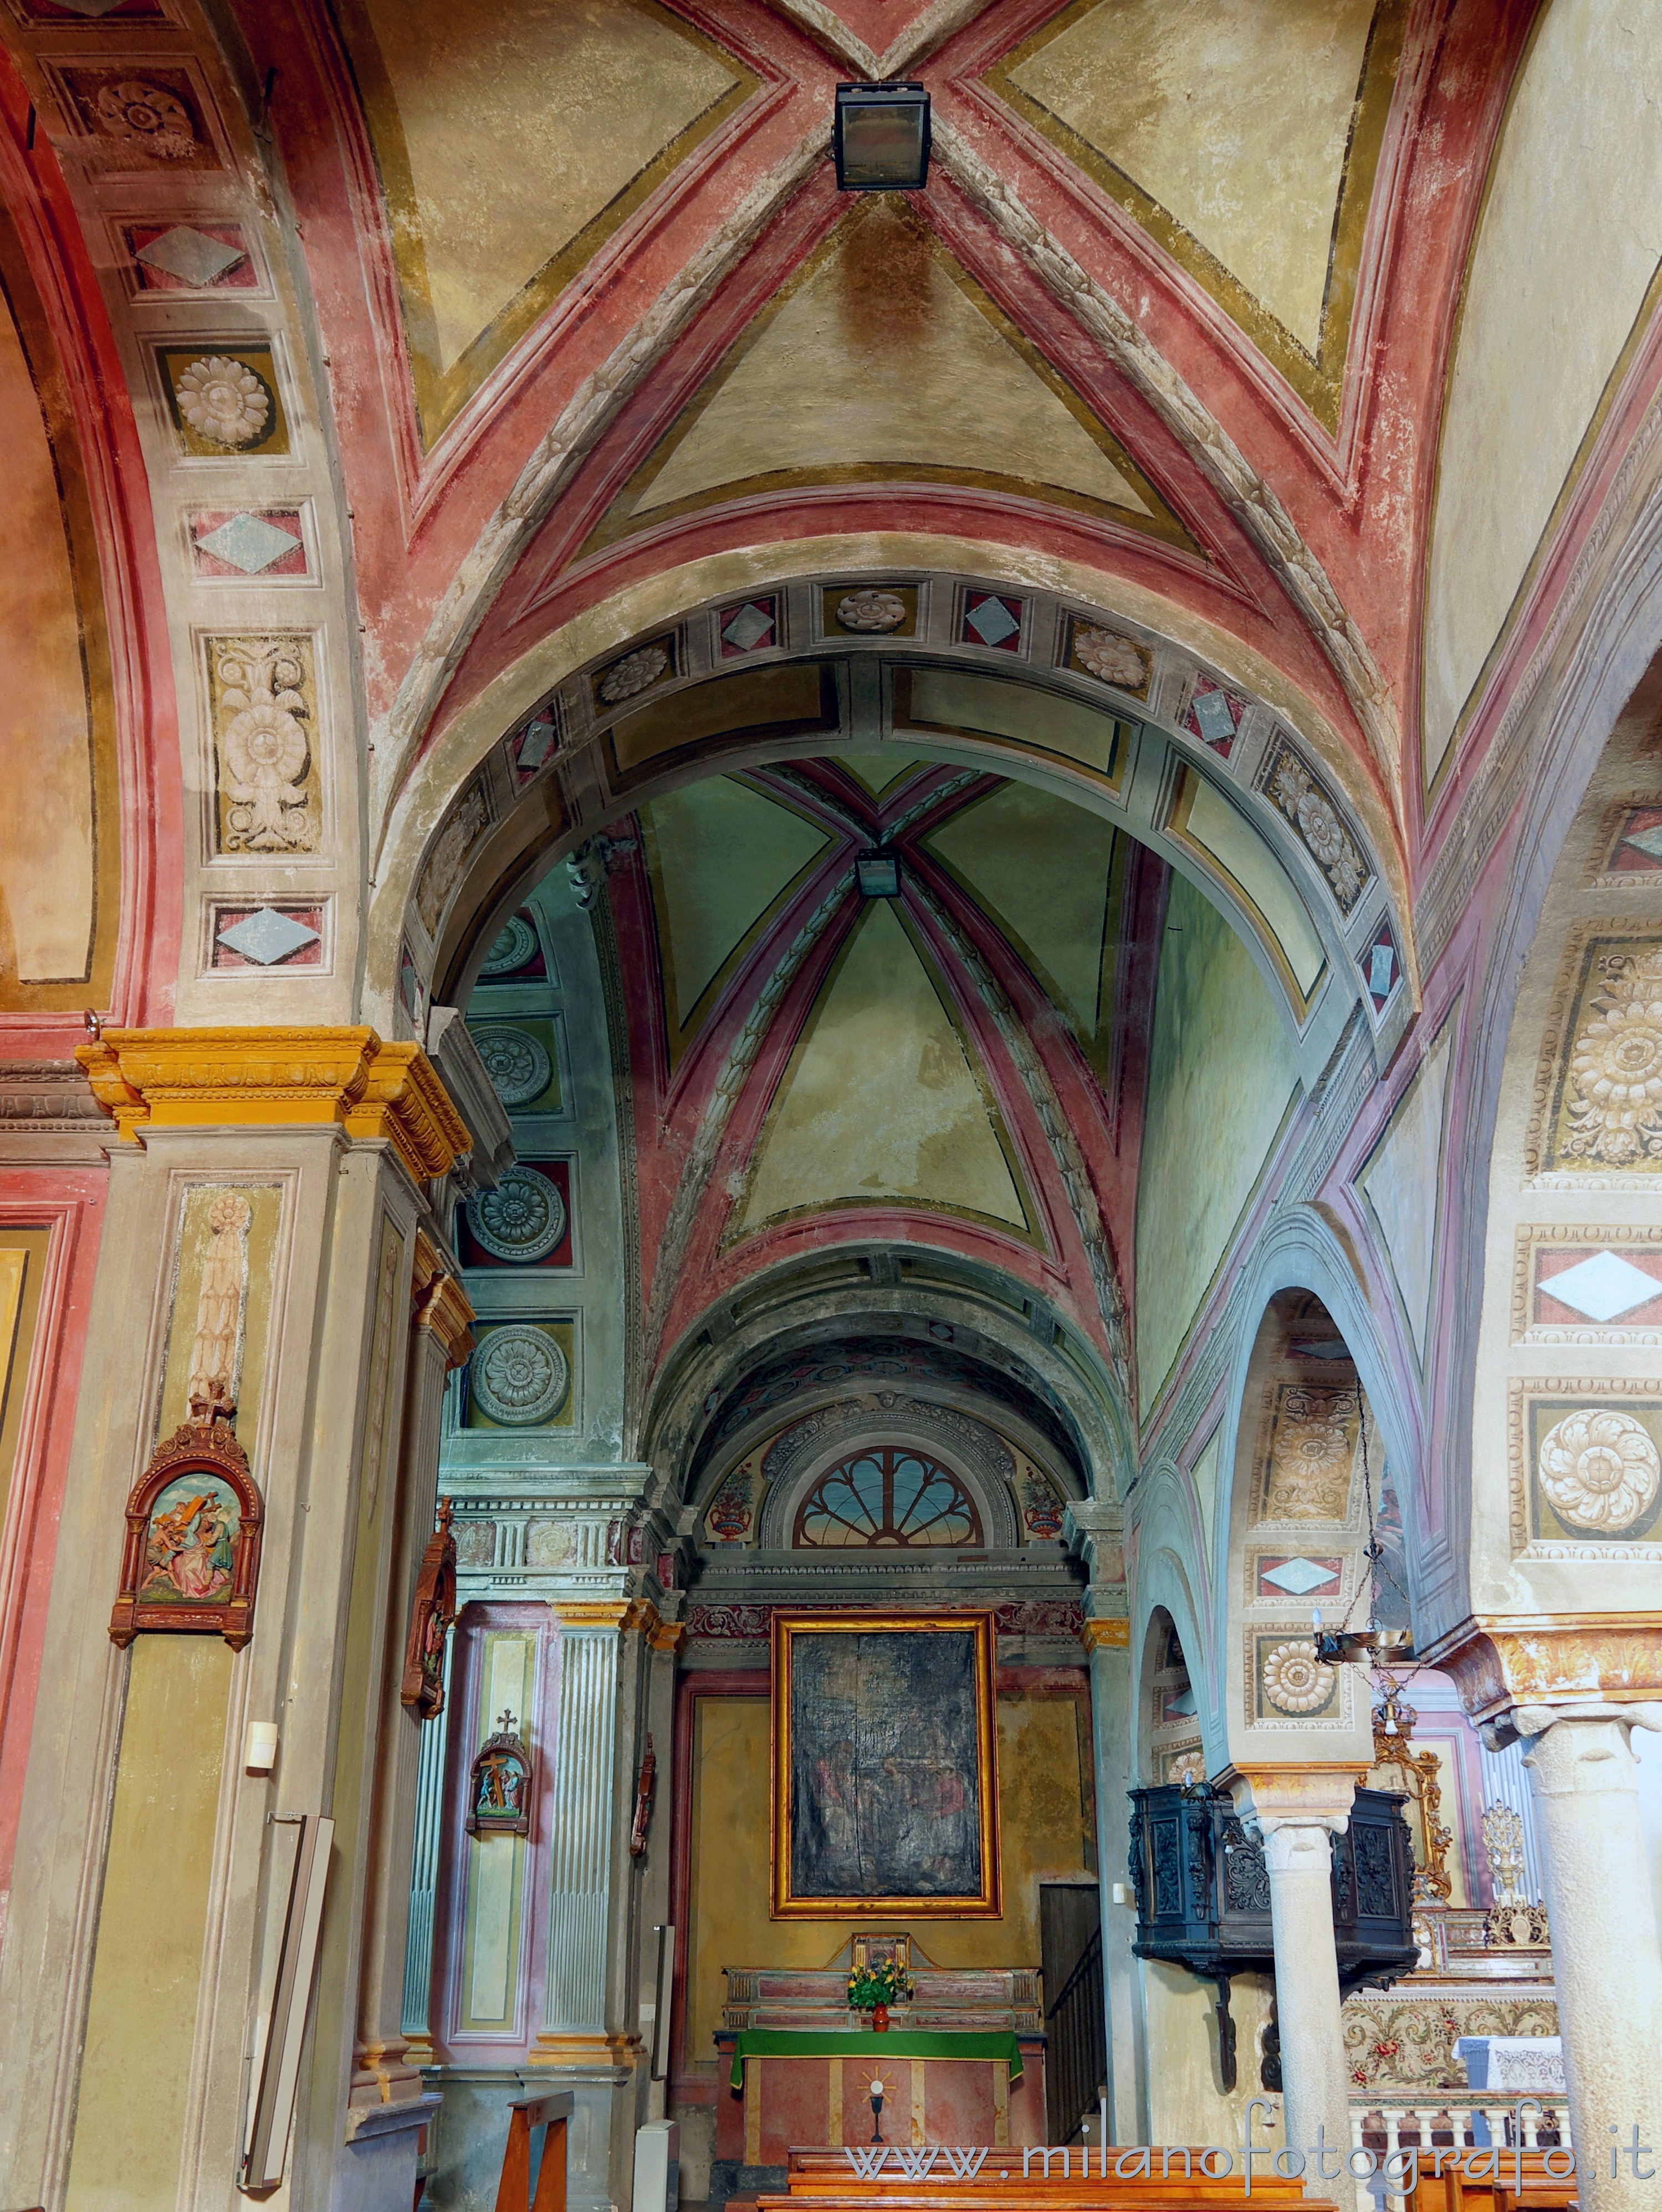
[376,558,1415,1081]
[637,1249,1128,1514]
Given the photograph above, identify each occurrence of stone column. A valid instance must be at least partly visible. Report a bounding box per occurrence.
[351,1238,475,2106]
[1501,1702,1662,2212]
[1230,1767,1361,2188]
[1082,1614,1143,2143]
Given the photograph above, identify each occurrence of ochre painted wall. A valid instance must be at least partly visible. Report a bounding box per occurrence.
[66,1637,233,2211]
[683,1688,1094,2073]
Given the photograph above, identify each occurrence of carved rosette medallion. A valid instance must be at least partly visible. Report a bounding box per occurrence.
[466,1165,566,1261]
[1073,625,1149,689]
[175,356,270,447]
[471,1325,570,1426]
[598,643,668,703]
[470,1024,551,1108]
[479,915,538,975]
[1538,1407,1661,1532]
[1262,1639,1336,1714]
[835,589,907,633]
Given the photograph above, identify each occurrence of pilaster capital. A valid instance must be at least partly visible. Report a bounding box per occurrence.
[1425,1612,1662,1729]
[411,1231,475,1369]
[1080,1616,1129,1653]
[1220,1762,1364,1836]
[1479,1698,1662,1770]
[75,1026,472,1183]
[553,1597,663,1635]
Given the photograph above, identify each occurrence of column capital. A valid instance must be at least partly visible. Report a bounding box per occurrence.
[411,1231,475,1369]
[75,1026,472,1182]
[1220,1761,1364,1832]
[1424,1611,1662,1729]
[553,1596,661,1633]
[1482,1697,1662,1760]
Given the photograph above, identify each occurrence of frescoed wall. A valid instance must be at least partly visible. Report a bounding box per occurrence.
[1134,875,1300,1415]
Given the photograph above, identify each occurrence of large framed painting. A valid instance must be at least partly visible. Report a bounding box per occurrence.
[771,1610,1000,1918]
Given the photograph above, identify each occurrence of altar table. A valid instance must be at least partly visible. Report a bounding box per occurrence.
[715,2028,1046,2175]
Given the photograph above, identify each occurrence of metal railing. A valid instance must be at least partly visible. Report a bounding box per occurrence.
[1046,1928,1106,2145]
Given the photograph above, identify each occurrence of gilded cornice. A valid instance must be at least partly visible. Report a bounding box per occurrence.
[1424,1612,1662,1723]
[75,1027,471,1184]
[412,1230,476,1372]
[1080,1617,1130,1651]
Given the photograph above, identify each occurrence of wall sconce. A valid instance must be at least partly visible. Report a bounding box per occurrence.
[857,853,900,898]
[833,84,931,191]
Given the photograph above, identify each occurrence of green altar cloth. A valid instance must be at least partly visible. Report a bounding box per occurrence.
[727,2030,1024,2090]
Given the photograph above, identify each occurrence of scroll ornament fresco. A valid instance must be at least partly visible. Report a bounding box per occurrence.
[211,636,316,854]
[109,1192,264,1651]
[1261,740,1368,914]
[1259,1384,1360,1520]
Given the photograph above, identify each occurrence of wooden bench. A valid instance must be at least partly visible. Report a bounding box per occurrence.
[495,2091,572,2212]
[1406,2148,1579,2212]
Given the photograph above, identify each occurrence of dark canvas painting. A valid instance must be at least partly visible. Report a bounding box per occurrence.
[789,1629,983,1898]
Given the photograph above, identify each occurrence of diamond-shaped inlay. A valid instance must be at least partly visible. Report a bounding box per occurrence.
[1191,687,1237,746]
[722,602,774,653]
[195,513,302,576]
[1262,1556,1341,1596]
[137,225,246,288]
[217,907,320,966]
[966,594,1020,648]
[1624,825,1662,861]
[1540,1251,1662,1323]
[515,716,558,776]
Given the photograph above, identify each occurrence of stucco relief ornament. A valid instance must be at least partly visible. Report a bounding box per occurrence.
[467,1165,566,1261]
[836,589,907,633]
[1562,949,1662,1166]
[1262,1640,1336,1714]
[176,357,270,447]
[218,645,310,852]
[470,1024,551,1108]
[598,644,668,704]
[1073,626,1148,688]
[1267,751,1366,910]
[95,80,197,160]
[1538,1407,1660,1533]
[472,1325,570,1426]
[479,914,538,975]
[416,783,488,935]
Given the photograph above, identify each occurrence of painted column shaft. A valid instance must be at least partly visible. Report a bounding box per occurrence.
[1261,1818,1352,2184]
[1087,1637,1144,2142]
[1520,1706,1662,2212]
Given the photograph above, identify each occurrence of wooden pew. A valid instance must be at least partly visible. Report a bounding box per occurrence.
[1406,2149,1579,2212]
[758,2145,1331,2212]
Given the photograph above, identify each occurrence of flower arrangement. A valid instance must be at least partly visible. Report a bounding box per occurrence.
[847,1957,913,2013]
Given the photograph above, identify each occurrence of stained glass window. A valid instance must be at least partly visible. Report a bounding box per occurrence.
[792,1447,983,1548]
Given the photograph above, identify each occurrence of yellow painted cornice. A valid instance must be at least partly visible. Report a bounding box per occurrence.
[75,1027,471,1184]
[412,1229,476,1369]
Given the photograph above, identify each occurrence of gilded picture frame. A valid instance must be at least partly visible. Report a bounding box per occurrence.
[770,1609,1001,1919]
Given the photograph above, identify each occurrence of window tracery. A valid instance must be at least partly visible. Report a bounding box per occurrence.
[791,1447,983,1548]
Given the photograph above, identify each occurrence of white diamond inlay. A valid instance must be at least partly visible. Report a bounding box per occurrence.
[722,602,773,652]
[196,513,300,575]
[217,907,319,966]
[1191,687,1236,744]
[517,717,557,774]
[1622,824,1662,861]
[1540,1250,1661,1323]
[1368,943,1398,999]
[1262,1556,1339,1596]
[966,596,1019,647]
[137,226,246,288]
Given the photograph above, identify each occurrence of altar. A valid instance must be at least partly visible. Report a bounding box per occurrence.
[714,1967,1047,2181]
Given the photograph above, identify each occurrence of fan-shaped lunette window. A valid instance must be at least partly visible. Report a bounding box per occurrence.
[792,1448,983,1548]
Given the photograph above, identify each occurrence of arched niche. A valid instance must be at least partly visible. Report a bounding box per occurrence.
[371,560,1411,1082]
[1212,1252,1413,1775]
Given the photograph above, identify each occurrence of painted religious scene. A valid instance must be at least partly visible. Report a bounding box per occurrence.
[785,1624,989,1903]
[2,4,1662,2212]
[137,1475,240,1607]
